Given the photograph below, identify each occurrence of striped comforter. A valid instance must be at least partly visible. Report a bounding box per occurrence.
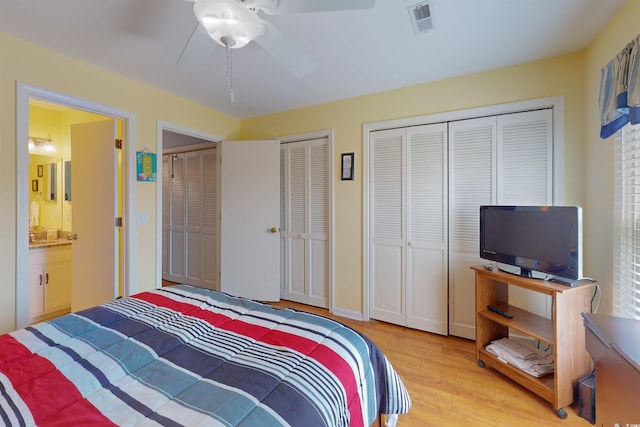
[0,285,410,426]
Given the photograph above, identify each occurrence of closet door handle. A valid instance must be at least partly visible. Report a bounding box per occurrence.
[46,273,49,284]
[39,274,43,286]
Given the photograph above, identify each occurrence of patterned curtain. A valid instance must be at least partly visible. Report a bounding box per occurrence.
[600,34,640,139]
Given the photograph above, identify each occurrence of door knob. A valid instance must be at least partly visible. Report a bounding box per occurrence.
[67,233,79,241]
[269,227,278,233]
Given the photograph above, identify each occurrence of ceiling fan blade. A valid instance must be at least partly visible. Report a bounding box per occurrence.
[263,0,375,15]
[254,21,316,78]
[177,23,217,67]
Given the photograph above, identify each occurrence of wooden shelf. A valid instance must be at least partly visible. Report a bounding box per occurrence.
[478,304,554,344]
[472,266,597,418]
[478,347,555,402]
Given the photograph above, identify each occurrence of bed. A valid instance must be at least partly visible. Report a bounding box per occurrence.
[0,285,411,426]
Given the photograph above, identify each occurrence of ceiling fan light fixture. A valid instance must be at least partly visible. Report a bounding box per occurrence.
[194,0,264,48]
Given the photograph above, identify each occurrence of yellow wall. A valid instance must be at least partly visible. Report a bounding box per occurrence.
[583,0,640,314]
[0,32,241,333]
[242,52,587,314]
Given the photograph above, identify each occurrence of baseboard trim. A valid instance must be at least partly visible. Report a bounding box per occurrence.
[331,307,364,321]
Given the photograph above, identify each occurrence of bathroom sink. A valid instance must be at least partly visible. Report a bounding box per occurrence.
[29,238,71,248]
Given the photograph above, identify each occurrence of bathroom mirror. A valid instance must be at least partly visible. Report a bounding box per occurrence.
[46,162,57,201]
[64,160,72,201]
[30,154,64,231]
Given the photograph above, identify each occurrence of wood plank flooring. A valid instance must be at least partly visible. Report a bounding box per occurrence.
[269,300,593,427]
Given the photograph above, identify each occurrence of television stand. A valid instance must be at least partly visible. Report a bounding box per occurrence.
[472,265,597,418]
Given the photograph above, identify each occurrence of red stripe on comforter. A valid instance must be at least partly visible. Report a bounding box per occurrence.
[134,292,365,427]
[0,335,116,427]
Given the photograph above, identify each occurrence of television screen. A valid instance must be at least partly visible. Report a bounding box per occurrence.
[479,205,582,281]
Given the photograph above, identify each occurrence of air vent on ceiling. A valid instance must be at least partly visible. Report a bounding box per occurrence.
[408,1,433,35]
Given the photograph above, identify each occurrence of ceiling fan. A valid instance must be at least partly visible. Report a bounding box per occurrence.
[178,0,376,78]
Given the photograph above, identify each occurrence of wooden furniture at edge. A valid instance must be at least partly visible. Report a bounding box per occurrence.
[472,266,596,419]
[583,313,640,426]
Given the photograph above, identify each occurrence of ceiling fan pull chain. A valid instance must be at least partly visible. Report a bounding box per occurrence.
[226,43,235,103]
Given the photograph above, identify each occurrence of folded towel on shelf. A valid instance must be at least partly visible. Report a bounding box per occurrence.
[486,337,554,378]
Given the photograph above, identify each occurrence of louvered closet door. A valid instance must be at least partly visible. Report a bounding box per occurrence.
[169,155,186,279]
[201,149,217,288]
[370,125,448,332]
[498,110,552,204]
[449,117,496,339]
[286,144,307,303]
[370,128,405,325]
[280,138,329,307]
[498,110,553,317]
[162,155,170,277]
[448,110,554,339]
[185,152,202,282]
[162,149,217,288]
[279,148,286,296]
[406,124,448,333]
[308,141,329,306]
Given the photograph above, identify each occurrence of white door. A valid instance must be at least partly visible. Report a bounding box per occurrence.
[201,149,218,289]
[162,149,218,289]
[448,116,496,339]
[406,124,448,333]
[280,138,329,308]
[70,120,118,311]
[369,125,449,334]
[370,129,405,325]
[448,110,554,339]
[219,140,280,301]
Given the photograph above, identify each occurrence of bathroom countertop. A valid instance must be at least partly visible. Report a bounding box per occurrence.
[29,239,72,249]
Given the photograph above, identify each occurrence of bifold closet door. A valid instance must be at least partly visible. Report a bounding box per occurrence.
[448,116,496,339]
[201,150,217,287]
[164,154,185,281]
[280,138,329,308]
[162,148,217,289]
[370,124,448,334]
[406,124,448,333]
[448,109,553,339]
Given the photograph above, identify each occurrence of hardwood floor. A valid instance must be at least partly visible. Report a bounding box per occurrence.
[269,299,593,427]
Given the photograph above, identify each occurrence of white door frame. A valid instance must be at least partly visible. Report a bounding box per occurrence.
[278,129,334,312]
[156,121,222,289]
[16,83,136,328]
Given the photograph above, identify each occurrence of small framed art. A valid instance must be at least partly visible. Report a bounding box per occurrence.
[341,152,354,181]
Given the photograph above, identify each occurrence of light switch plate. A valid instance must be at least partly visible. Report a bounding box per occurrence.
[137,210,148,225]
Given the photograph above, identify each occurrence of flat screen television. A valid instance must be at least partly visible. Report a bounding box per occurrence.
[479,205,582,282]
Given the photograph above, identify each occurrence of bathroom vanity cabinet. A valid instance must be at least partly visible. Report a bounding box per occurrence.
[29,245,71,323]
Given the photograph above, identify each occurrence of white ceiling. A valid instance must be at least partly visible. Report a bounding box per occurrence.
[0,0,625,119]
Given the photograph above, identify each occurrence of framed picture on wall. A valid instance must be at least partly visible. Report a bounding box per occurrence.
[341,152,354,181]
[37,165,43,177]
[31,179,38,192]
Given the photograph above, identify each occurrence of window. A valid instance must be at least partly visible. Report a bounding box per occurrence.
[614,124,640,319]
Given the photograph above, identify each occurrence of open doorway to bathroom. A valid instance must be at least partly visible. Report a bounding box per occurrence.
[16,84,135,329]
